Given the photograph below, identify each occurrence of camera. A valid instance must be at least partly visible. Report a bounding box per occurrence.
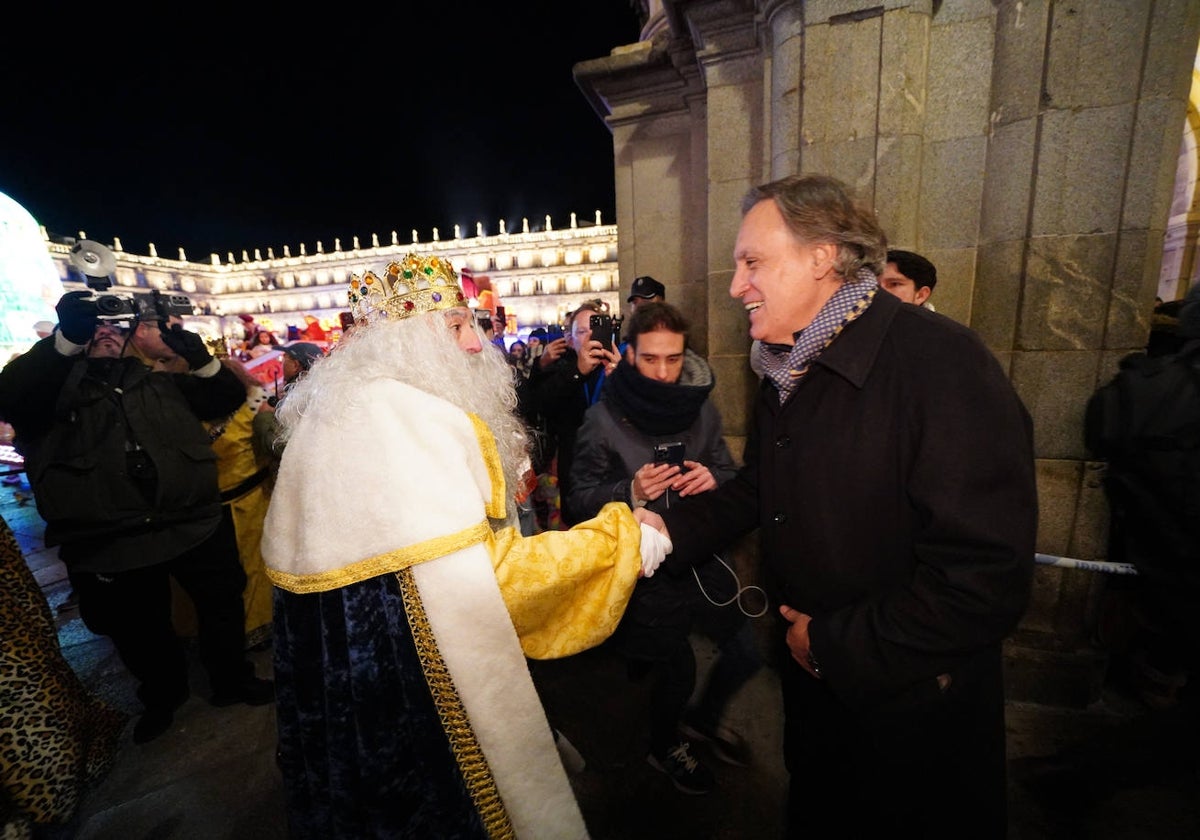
[70,238,194,324]
[86,288,196,324]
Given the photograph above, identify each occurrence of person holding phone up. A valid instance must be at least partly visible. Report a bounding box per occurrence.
[527,299,621,526]
[567,301,761,795]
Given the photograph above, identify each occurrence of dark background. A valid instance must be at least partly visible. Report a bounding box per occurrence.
[1,3,643,261]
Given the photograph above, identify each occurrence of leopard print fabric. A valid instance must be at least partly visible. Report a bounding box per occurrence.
[0,515,128,832]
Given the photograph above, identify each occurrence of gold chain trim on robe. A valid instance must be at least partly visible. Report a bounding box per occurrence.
[468,413,507,521]
[266,521,492,593]
[398,567,515,840]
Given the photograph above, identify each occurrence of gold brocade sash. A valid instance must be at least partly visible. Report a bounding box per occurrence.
[265,520,492,594]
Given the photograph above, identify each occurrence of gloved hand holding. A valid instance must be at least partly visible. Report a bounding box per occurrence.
[159,322,213,370]
[638,522,673,578]
[55,291,98,344]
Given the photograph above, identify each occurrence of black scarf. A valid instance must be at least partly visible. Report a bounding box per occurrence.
[601,350,714,436]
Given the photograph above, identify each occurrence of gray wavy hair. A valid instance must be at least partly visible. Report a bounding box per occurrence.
[741,174,887,278]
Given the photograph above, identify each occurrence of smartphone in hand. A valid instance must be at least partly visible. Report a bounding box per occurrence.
[589,314,614,352]
[653,441,685,468]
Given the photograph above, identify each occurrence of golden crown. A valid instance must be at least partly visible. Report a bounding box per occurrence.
[348,253,467,322]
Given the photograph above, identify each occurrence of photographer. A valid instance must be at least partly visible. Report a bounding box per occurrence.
[527,300,620,526]
[0,291,274,744]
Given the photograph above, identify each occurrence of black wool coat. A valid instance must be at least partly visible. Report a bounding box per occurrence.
[660,290,1037,833]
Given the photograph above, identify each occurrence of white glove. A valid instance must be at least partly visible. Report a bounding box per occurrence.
[638,522,673,578]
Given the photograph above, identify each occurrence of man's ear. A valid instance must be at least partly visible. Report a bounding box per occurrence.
[914,286,932,307]
[811,242,837,280]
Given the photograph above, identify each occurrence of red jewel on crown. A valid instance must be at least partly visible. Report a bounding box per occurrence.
[403,300,415,311]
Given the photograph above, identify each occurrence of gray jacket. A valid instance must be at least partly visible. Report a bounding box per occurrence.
[568,349,737,521]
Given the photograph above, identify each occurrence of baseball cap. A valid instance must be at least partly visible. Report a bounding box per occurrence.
[282,342,325,371]
[627,276,666,302]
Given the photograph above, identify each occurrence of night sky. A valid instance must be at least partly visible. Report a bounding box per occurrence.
[1,3,644,261]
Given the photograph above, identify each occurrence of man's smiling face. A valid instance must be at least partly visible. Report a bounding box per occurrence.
[730,199,834,345]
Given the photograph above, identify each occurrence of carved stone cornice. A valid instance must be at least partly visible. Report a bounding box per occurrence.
[573,27,704,127]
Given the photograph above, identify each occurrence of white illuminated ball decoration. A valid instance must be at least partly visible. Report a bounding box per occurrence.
[0,191,63,358]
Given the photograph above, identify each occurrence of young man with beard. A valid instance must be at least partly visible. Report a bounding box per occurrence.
[568,302,762,795]
[640,175,1037,838]
[262,254,667,839]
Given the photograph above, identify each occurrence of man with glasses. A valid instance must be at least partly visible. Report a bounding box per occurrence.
[527,299,621,526]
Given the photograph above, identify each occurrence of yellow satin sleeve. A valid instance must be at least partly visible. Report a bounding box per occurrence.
[488,502,641,660]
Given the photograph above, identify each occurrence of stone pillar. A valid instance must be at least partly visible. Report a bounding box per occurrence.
[979,0,1200,705]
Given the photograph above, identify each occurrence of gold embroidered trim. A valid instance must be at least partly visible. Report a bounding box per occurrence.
[266,521,492,593]
[399,567,515,839]
[468,413,506,520]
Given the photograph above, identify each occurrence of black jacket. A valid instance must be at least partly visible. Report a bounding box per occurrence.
[527,346,606,524]
[0,337,246,572]
[660,292,1036,830]
[662,289,1036,715]
[570,349,740,625]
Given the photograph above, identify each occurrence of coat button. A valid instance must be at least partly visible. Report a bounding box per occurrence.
[775,435,791,448]
[773,512,788,524]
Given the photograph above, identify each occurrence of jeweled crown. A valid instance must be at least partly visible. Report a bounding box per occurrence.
[348,253,467,322]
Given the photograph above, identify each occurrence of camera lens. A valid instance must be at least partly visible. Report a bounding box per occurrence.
[96,295,126,315]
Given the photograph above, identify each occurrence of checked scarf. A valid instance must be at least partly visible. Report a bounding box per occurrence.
[759,267,878,404]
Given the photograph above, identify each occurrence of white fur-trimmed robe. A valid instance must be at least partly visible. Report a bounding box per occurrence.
[264,381,641,838]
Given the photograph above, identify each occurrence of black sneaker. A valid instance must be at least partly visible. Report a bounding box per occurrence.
[646,741,715,795]
[211,676,275,707]
[680,720,751,767]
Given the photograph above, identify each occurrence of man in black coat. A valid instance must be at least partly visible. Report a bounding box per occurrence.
[644,174,1038,838]
[0,291,275,744]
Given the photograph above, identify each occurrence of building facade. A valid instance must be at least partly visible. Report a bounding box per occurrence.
[42,211,621,352]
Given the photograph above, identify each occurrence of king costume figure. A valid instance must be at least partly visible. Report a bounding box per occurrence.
[262,254,667,839]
